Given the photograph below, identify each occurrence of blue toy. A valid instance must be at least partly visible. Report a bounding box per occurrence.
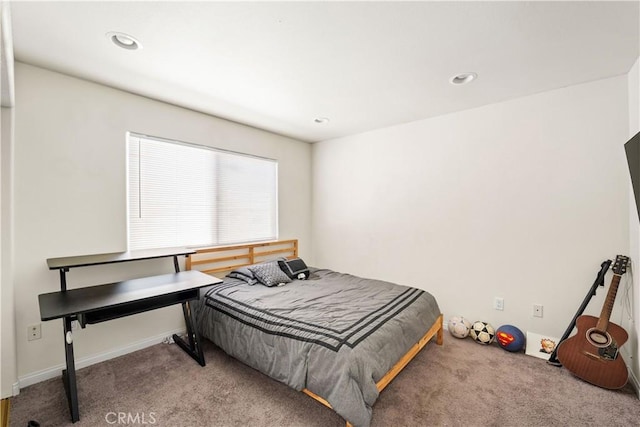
[495,325,525,352]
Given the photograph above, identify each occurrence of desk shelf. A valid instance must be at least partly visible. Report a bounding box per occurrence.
[39,248,221,423]
[39,270,213,324]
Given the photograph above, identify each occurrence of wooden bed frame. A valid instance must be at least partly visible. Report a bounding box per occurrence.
[187,239,444,427]
[186,239,299,274]
[0,398,9,427]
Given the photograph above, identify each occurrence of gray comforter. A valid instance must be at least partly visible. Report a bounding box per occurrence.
[193,267,441,427]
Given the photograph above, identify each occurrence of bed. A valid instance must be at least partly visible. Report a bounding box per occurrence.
[188,240,443,427]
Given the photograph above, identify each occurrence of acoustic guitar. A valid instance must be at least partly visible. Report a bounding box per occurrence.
[556,255,630,389]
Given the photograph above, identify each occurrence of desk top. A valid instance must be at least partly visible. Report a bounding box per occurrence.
[39,270,221,321]
[47,247,196,270]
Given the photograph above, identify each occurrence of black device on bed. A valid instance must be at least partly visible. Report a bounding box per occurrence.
[279,257,310,279]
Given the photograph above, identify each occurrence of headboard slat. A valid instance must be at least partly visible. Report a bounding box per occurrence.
[189,254,251,266]
[187,239,298,278]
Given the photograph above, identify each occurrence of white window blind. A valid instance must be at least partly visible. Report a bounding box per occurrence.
[128,134,278,250]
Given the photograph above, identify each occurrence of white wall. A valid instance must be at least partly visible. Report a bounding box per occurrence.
[628,56,640,390]
[312,76,631,350]
[0,0,16,398]
[1,106,15,398]
[13,62,311,383]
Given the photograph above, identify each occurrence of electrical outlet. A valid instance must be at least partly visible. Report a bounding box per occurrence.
[533,304,543,318]
[494,297,504,311]
[28,324,41,341]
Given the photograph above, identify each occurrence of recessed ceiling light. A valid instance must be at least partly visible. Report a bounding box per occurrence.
[106,32,142,50]
[450,72,477,85]
[313,117,330,124]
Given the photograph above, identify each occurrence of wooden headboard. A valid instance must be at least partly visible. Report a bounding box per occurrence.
[186,239,298,277]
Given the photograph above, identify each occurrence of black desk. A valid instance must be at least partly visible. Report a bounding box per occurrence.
[40,248,222,423]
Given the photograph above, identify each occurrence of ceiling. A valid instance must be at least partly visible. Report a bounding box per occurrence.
[9,1,640,143]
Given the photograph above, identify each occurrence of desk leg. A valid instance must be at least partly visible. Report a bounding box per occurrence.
[61,317,79,422]
[173,301,206,367]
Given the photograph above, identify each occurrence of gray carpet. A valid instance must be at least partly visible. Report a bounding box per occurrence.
[9,334,640,427]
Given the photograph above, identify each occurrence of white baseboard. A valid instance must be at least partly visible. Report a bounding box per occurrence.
[620,348,640,399]
[16,328,185,393]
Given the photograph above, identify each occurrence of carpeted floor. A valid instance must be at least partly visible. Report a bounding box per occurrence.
[9,334,640,427]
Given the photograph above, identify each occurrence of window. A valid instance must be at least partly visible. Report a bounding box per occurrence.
[128,133,278,250]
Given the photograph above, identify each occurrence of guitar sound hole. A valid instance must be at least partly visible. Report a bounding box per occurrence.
[586,328,612,347]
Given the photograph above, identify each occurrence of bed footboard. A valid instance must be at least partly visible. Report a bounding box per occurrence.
[302,313,444,426]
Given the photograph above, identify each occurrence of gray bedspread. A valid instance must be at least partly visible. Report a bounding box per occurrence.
[193,267,441,427]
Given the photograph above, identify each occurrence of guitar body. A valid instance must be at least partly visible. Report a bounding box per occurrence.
[556,315,628,389]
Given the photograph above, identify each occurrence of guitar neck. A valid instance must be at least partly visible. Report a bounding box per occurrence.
[596,274,622,331]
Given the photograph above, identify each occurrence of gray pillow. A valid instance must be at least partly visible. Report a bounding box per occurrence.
[249,262,292,287]
[229,266,254,278]
[226,258,287,286]
[226,266,258,285]
[226,271,259,285]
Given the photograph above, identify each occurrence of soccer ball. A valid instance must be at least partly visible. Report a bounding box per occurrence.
[447,316,472,339]
[470,321,495,345]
